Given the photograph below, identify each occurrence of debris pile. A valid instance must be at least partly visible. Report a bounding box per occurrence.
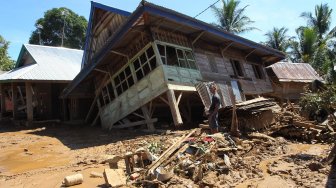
[219,97,281,131]
[218,97,335,143]
[98,128,296,187]
[270,101,336,143]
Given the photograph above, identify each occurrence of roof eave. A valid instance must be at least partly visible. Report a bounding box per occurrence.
[143,3,285,60]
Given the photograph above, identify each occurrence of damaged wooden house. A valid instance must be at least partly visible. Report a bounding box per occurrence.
[266,62,323,101]
[61,1,285,130]
[0,44,83,122]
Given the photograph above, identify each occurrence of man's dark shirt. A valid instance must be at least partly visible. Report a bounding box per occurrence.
[209,93,220,113]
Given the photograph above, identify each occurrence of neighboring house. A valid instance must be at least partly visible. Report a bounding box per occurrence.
[61,2,285,130]
[266,62,323,100]
[0,44,84,121]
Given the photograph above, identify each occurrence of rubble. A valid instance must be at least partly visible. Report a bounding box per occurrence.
[0,97,334,187]
[95,98,336,187]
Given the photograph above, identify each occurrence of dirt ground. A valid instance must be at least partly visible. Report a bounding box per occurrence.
[0,120,334,188]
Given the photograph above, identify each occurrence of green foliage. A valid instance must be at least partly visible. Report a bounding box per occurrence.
[29,7,88,49]
[264,27,294,53]
[289,3,335,84]
[147,142,163,155]
[301,3,333,41]
[0,35,15,71]
[212,0,256,34]
[300,84,336,114]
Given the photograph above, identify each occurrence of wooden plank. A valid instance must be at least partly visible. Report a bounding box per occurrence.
[159,96,169,105]
[166,89,183,126]
[25,82,33,122]
[141,105,155,131]
[293,120,324,130]
[167,84,196,91]
[11,83,17,120]
[230,92,239,136]
[111,118,158,129]
[103,169,126,187]
[17,86,25,105]
[0,84,5,119]
[90,111,100,127]
[85,96,98,123]
[146,129,197,177]
[132,112,145,119]
[176,92,183,105]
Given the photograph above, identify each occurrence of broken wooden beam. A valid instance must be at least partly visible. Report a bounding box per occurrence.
[146,129,198,177]
[248,132,276,141]
[293,120,325,130]
[111,118,158,129]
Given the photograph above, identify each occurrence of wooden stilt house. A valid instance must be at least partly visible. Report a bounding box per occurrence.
[61,2,285,130]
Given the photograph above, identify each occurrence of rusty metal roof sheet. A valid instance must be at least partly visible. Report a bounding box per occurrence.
[267,62,323,83]
[0,44,83,83]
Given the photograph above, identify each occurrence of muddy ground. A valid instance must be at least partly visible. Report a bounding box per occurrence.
[0,120,335,188]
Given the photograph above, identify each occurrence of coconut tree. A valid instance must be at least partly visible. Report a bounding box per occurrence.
[212,0,256,34]
[264,27,293,53]
[297,3,336,78]
[290,27,318,64]
[301,3,335,41]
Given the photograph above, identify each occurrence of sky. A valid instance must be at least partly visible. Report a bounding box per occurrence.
[0,0,335,60]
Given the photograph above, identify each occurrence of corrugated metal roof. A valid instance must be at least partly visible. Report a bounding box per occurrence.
[0,44,83,82]
[267,62,323,83]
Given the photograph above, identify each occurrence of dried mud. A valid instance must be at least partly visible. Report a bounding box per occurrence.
[0,121,334,188]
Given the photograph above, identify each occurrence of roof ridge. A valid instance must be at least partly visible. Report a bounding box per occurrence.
[24,44,83,52]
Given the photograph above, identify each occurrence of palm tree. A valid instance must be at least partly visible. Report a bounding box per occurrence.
[264,27,293,53]
[290,27,318,64]
[296,3,336,78]
[301,3,335,42]
[212,0,256,34]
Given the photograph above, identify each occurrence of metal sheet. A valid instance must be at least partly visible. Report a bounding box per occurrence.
[267,62,323,83]
[0,44,83,82]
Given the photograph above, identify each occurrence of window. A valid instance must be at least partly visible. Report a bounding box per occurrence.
[114,65,135,96]
[166,46,179,66]
[133,47,157,82]
[99,82,116,107]
[157,43,197,70]
[157,44,166,64]
[101,87,109,106]
[231,60,244,77]
[207,54,218,73]
[252,64,264,79]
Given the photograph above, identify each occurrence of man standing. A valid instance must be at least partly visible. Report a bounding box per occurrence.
[208,83,221,133]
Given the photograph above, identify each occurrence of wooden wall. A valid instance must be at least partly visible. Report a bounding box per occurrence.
[194,49,273,95]
[85,12,128,66]
[270,82,307,100]
[100,66,167,129]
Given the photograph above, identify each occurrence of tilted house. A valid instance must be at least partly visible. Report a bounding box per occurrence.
[0,44,83,121]
[61,2,285,130]
[266,62,323,100]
